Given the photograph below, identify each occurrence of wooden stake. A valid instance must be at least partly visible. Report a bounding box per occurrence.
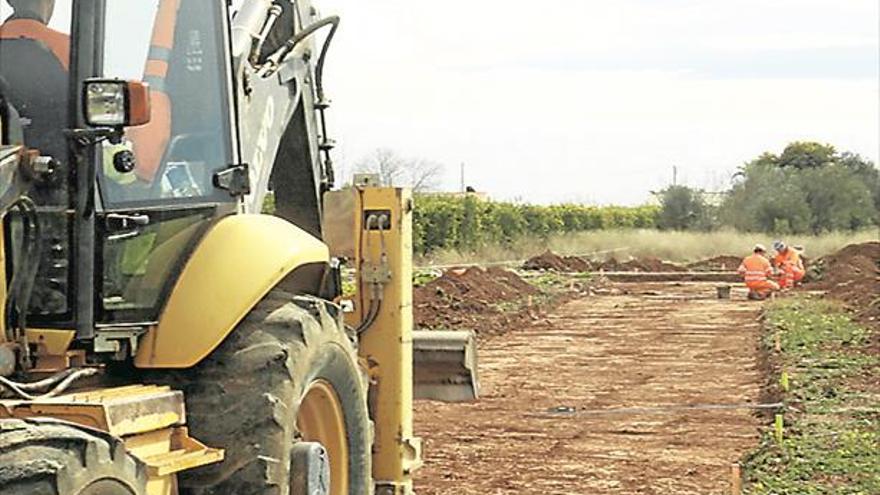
[730,463,742,495]
[527,295,533,308]
[774,333,782,352]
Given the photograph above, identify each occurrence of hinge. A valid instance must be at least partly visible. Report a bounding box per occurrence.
[213,164,251,196]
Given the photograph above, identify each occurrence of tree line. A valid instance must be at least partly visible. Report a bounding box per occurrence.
[656,142,879,234]
[413,196,658,255]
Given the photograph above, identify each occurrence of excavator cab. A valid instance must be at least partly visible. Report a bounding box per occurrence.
[0,1,476,494]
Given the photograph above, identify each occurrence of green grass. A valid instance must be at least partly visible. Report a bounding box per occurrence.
[416,229,876,266]
[743,297,879,494]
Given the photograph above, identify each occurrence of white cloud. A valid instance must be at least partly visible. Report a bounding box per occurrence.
[7,1,871,204]
[317,0,878,203]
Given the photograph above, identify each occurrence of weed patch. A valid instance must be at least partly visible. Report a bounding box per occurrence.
[743,297,880,494]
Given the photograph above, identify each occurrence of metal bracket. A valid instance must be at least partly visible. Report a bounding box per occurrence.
[213,164,251,196]
[94,326,148,358]
[361,261,392,284]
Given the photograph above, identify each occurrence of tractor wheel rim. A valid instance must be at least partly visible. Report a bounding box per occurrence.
[296,379,349,495]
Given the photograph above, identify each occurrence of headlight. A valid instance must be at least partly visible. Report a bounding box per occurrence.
[83,79,151,128]
[85,81,126,126]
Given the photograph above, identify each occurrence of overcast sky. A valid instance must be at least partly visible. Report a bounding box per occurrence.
[318,0,879,204]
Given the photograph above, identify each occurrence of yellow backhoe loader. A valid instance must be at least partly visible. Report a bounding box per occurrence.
[0,1,476,494]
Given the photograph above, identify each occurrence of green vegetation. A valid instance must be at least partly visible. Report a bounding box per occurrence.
[412,142,876,258]
[413,194,659,255]
[417,228,876,266]
[721,142,879,234]
[743,297,879,494]
[655,184,715,231]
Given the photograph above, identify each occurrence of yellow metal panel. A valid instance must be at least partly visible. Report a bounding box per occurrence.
[26,329,75,355]
[135,214,329,368]
[2,385,186,437]
[1,385,223,495]
[354,187,421,491]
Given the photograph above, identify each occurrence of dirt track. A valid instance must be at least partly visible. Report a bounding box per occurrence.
[414,282,765,494]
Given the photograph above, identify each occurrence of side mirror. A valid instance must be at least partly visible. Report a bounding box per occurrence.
[83,79,151,128]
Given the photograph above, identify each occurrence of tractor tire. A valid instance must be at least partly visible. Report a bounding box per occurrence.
[152,290,371,495]
[0,418,148,495]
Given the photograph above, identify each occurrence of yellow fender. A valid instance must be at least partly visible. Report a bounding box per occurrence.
[135,214,329,368]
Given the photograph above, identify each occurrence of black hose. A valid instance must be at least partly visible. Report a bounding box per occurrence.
[355,295,381,336]
[313,15,339,101]
[4,196,42,343]
[267,15,339,93]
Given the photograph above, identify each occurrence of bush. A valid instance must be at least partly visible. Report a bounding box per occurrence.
[656,185,715,231]
[412,194,660,255]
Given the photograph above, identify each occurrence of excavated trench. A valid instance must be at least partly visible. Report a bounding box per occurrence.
[414,281,765,494]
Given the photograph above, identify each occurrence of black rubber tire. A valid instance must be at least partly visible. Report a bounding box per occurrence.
[150,291,372,495]
[0,418,148,495]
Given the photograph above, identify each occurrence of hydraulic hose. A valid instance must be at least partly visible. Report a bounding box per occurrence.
[4,196,41,344]
[264,15,340,93]
[0,368,100,400]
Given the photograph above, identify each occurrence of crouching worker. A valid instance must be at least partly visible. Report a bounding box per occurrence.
[738,244,779,300]
[772,240,805,289]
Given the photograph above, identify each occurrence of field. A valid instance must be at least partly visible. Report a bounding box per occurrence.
[417,228,877,267]
[412,240,879,493]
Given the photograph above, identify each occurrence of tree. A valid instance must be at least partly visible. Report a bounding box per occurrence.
[838,151,880,212]
[355,148,445,192]
[797,164,875,232]
[776,142,836,170]
[720,142,879,233]
[656,185,713,231]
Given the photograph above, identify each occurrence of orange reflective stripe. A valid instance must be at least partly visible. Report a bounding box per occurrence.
[151,0,180,50]
[130,0,180,181]
[145,59,169,79]
[129,91,171,181]
[741,254,772,282]
[0,19,70,70]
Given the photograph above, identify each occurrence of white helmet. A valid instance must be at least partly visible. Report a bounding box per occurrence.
[773,240,786,252]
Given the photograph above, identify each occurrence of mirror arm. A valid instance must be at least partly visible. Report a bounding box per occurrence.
[65,127,124,147]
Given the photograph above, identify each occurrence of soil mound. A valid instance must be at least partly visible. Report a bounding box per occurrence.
[687,255,742,272]
[598,256,686,272]
[523,251,592,272]
[414,267,539,335]
[806,241,880,323]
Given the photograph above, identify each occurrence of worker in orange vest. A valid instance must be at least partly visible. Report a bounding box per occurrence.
[0,0,68,67]
[772,240,805,289]
[738,244,779,300]
[1,0,175,183]
[0,0,70,158]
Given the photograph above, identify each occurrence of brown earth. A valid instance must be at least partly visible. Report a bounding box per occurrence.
[804,241,880,325]
[415,282,765,494]
[687,255,743,272]
[414,267,545,336]
[523,251,593,272]
[598,256,687,272]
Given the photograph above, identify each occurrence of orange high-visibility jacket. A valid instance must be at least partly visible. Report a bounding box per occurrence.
[0,18,70,70]
[2,9,176,182]
[774,249,803,272]
[128,0,179,181]
[738,254,773,283]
